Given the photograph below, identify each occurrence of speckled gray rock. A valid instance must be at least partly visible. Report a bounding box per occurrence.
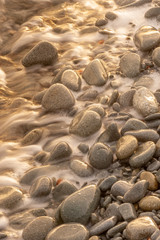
[126,216,159,240]
[123,180,148,203]
[120,52,141,78]
[69,110,102,137]
[60,185,100,224]
[118,203,137,221]
[70,159,94,177]
[129,141,156,168]
[29,176,52,198]
[107,221,128,237]
[87,105,105,117]
[22,216,55,240]
[133,87,158,116]
[121,118,148,135]
[134,75,154,88]
[119,89,135,107]
[105,203,122,221]
[90,216,117,236]
[98,122,120,144]
[99,176,117,191]
[145,7,160,18]
[0,186,23,209]
[139,196,160,211]
[89,143,113,169]
[78,143,89,153]
[124,129,159,143]
[82,59,108,86]
[48,141,72,162]
[111,181,132,197]
[134,26,160,51]
[52,180,77,202]
[116,135,138,160]
[22,41,58,67]
[42,83,75,112]
[21,129,42,146]
[61,69,81,91]
[152,47,160,67]
[46,223,89,240]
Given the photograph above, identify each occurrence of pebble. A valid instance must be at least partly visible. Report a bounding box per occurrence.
[29,176,52,198]
[42,83,75,112]
[126,216,159,240]
[89,236,100,240]
[123,180,148,203]
[105,12,117,20]
[89,143,113,169]
[112,102,121,112]
[52,180,77,202]
[107,221,128,237]
[70,159,94,177]
[108,90,119,106]
[99,176,117,192]
[69,110,102,137]
[145,7,160,18]
[82,59,108,86]
[152,47,160,67]
[98,122,120,144]
[124,129,159,143]
[61,69,81,91]
[111,181,132,197]
[22,216,55,240]
[139,196,160,211]
[33,90,47,104]
[105,203,122,221]
[140,171,158,190]
[22,41,58,67]
[46,223,89,240]
[129,141,156,168]
[77,89,98,101]
[134,26,160,51]
[52,65,72,84]
[0,186,23,209]
[156,169,160,183]
[89,216,117,236]
[120,52,141,78]
[80,26,98,34]
[151,229,160,240]
[116,135,138,160]
[118,89,135,107]
[95,19,108,27]
[60,185,100,224]
[114,0,135,6]
[121,118,148,135]
[147,159,160,172]
[134,75,154,88]
[48,141,72,162]
[118,203,137,221]
[87,105,105,118]
[133,87,159,116]
[78,143,89,153]
[21,129,42,145]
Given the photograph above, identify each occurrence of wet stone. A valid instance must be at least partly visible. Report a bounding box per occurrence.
[111,181,132,197]
[129,141,156,168]
[107,221,128,237]
[118,89,135,107]
[69,110,102,137]
[21,129,42,146]
[77,89,98,101]
[42,83,75,112]
[114,0,135,6]
[108,90,119,106]
[87,105,105,117]
[80,26,99,35]
[34,151,49,164]
[121,118,148,135]
[99,176,117,192]
[120,52,141,78]
[140,171,158,191]
[29,176,52,198]
[116,135,138,160]
[61,69,81,91]
[134,26,160,51]
[126,216,159,240]
[89,216,117,236]
[33,90,47,104]
[46,223,89,240]
[139,196,160,211]
[133,87,158,116]
[22,216,55,240]
[52,65,72,84]
[78,143,89,153]
[152,47,160,67]
[118,203,137,221]
[145,7,160,18]
[48,141,72,162]
[89,143,113,169]
[124,129,159,143]
[70,159,94,177]
[22,41,58,67]
[98,122,120,144]
[60,185,100,224]
[112,102,121,112]
[105,11,117,20]
[134,75,154,89]
[95,19,108,27]
[0,186,23,209]
[105,203,122,221]
[82,59,108,86]
[123,180,148,203]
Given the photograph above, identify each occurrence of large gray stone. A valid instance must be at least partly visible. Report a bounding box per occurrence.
[29,177,52,198]
[121,118,148,135]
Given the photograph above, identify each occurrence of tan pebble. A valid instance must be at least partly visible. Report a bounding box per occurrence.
[140,171,158,191]
[139,196,160,211]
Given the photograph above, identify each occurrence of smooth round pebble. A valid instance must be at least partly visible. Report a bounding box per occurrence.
[118,89,135,107]
[0,186,23,209]
[48,141,72,162]
[124,129,159,143]
[98,122,120,144]
[21,129,42,146]
[29,176,52,198]
[61,69,81,91]
[121,118,148,135]
[145,7,160,18]
[70,159,94,177]
[140,171,158,190]
[139,196,160,211]
[152,47,160,67]
[111,181,132,197]
[99,176,117,192]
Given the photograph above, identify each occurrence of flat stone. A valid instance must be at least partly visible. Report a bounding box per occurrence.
[82,59,108,86]
[139,196,160,211]
[124,129,159,143]
[152,47,160,67]
[48,141,72,162]
[61,70,81,91]
[116,135,138,160]
[123,180,148,203]
[126,216,158,240]
[118,203,137,221]
[89,143,113,169]
[120,52,141,78]
[21,129,42,146]
[134,26,160,51]
[90,216,117,236]
[140,171,159,191]
[134,75,154,88]
[99,176,117,191]
[42,83,75,112]
[107,221,128,237]
[98,122,121,144]
[95,19,108,27]
[105,203,122,221]
[145,7,160,18]
[29,176,52,198]
[129,141,156,168]
[69,110,102,137]
[133,87,158,116]
[46,223,89,240]
[105,11,117,20]
[22,41,58,67]
[70,159,94,177]
[60,185,100,224]
[111,181,132,197]
[121,118,148,135]
[119,90,135,107]
[0,186,23,209]
[22,216,55,240]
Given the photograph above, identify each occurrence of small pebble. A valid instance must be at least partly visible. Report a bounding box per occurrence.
[118,203,137,221]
